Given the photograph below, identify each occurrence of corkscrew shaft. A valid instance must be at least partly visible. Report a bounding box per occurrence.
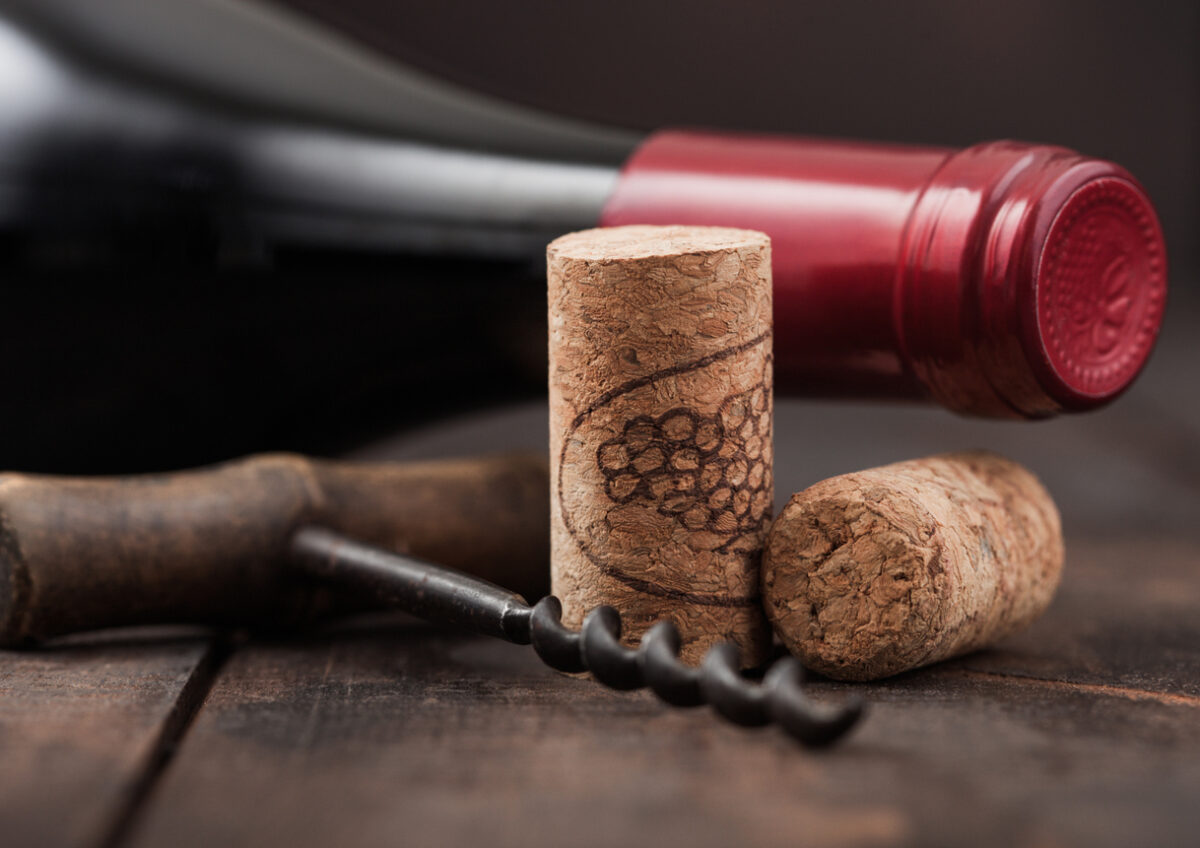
[291,525,534,645]
[290,526,863,748]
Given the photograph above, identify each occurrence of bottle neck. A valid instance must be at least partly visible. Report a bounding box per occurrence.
[603,130,1167,418]
[602,130,954,401]
[897,142,1166,417]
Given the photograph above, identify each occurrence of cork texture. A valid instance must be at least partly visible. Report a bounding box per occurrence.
[762,451,1063,680]
[548,225,773,666]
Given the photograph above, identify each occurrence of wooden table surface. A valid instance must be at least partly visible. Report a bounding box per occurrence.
[3,294,1198,848]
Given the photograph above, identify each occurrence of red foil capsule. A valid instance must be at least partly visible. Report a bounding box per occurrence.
[601,130,1167,418]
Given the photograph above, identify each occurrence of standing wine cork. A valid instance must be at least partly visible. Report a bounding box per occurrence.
[548,225,773,666]
[762,451,1063,681]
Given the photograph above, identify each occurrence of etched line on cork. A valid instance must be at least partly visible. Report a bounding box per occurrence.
[569,330,772,430]
[557,337,771,608]
[548,224,773,665]
[595,362,773,549]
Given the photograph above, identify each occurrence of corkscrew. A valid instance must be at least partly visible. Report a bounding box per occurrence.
[291,526,864,748]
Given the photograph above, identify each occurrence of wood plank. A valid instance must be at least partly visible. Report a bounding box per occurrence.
[958,538,1200,697]
[0,632,220,848]
[126,538,1200,848]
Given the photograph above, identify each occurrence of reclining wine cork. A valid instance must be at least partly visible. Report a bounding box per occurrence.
[548,225,773,666]
[762,451,1063,681]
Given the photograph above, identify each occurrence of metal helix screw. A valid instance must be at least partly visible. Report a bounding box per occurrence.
[291,526,864,749]
[527,596,863,748]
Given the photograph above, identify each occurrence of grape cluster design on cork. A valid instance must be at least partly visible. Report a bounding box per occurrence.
[596,383,772,550]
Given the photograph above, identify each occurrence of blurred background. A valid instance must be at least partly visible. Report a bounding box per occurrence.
[279,0,1198,263]
[0,0,1195,476]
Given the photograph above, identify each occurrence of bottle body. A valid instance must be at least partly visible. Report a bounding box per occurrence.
[602,131,1167,418]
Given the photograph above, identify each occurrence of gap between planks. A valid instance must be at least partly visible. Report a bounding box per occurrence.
[95,633,237,848]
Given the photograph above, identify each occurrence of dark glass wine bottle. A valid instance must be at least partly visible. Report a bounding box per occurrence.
[0,15,1166,470]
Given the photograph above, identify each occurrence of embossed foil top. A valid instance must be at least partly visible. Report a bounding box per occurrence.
[1035,178,1167,400]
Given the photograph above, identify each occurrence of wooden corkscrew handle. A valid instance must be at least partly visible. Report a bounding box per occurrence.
[0,453,549,645]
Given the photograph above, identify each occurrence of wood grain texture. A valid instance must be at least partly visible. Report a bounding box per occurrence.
[548,226,773,666]
[118,537,1200,848]
[0,632,218,848]
[955,538,1200,697]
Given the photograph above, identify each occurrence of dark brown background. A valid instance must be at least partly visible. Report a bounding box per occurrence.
[274,0,1200,278]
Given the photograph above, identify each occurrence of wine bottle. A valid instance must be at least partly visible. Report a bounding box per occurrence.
[1,12,1167,459]
[243,125,1167,419]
